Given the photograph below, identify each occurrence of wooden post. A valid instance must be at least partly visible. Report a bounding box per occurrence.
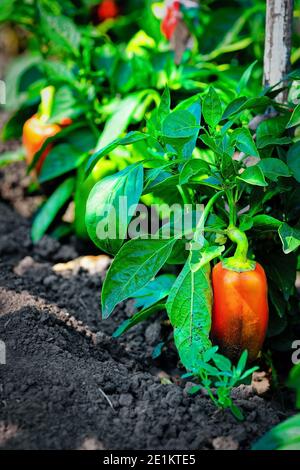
[263,0,294,102]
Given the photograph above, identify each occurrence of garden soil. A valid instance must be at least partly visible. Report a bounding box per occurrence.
[0,157,291,450]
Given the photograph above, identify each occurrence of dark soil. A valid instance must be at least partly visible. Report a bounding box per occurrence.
[0,160,291,450]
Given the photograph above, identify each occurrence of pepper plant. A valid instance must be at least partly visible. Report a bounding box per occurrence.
[85,78,300,414]
[0,0,274,242]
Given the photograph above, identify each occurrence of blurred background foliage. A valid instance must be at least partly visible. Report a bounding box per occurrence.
[0,0,299,369]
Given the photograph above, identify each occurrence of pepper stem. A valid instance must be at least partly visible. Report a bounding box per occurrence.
[222,225,256,272]
[39,86,55,123]
[227,226,249,264]
[193,191,224,245]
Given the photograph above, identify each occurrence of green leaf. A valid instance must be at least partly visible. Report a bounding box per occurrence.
[0,0,16,21]
[287,103,300,128]
[143,167,178,194]
[166,260,212,373]
[39,143,87,183]
[95,91,149,151]
[240,366,259,380]
[39,6,81,55]
[179,159,210,185]
[278,441,300,450]
[264,253,297,300]
[189,245,225,272]
[0,148,25,168]
[4,54,41,112]
[2,103,35,140]
[237,60,257,95]
[175,94,201,117]
[41,60,75,85]
[146,88,170,136]
[236,350,248,374]
[257,115,288,136]
[203,346,219,363]
[258,158,290,182]
[222,97,247,120]
[239,215,253,232]
[231,128,259,156]
[196,360,220,376]
[287,142,300,183]
[86,164,144,255]
[223,96,271,119]
[133,274,176,309]
[162,109,199,140]
[175,95,201,159]
[252,215,282,230]
[102,237,177,318]
[112,302,165,337]
[237,166,267,186]
[278,223,300,254]
[157,87,171,123]
[256,116,289,148]
[252,414,300,450]
[221,152,236,180]
[212,353,232,371]
[200,134,222,155]
[187,385,202,395]
[85,131,148,175]
[257,135,291,149]
[48,86,82,124]
[287,364,300,409]
[269,285,287,318]
[31,177,75,242]
[202,87,223,128]
[66,127,97,153]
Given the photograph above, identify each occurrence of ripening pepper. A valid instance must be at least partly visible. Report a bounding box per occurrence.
[22,87,71,174]
[211,226,269,363]
[97,0,119,22]
[161,1,180,40]
[23,115,61,174]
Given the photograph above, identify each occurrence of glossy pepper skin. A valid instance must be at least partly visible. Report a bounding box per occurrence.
[211,258,268,363]
[22,114,61,174]
[97,0,119,21]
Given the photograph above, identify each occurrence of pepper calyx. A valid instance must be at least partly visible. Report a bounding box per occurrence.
[221,256,256,272]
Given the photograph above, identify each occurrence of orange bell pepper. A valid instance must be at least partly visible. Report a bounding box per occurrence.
[23,115,61,174]
[211,226,269,362]
[22,87,71,174]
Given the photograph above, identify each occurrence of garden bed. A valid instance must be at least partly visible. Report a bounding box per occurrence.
[0,161,291,450]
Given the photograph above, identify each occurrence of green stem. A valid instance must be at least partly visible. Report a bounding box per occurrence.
[193,191,224,243]
[177,185,192,205]
[222,225,256,272]
[200,372,218,406]
[226,189,236,226]
[39,86,55,123]
[226,226,249,264]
